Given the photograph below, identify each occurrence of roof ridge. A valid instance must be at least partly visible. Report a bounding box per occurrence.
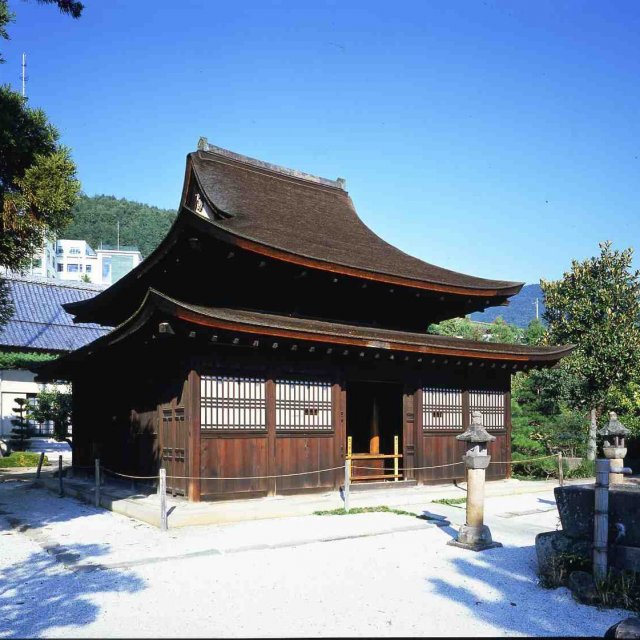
[2,273,107,292]
[196,137,346,191]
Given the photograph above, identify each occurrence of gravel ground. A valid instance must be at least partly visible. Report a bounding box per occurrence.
[0,480,630,638]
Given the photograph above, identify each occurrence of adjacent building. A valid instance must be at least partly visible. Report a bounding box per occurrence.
[0,275,108,437]
[38,140,572,501]
[55,240,143,285]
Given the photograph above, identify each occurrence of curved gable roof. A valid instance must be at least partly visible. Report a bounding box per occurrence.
[190,143,523,296]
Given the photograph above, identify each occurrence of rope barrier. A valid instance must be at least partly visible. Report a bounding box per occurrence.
[96,454,561,482]
[101,468,159,480]
[165,465,345,481]
[351,454,559,473]
[502,454,559,465]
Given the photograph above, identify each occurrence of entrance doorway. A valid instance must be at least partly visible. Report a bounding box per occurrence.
[346,381,403,482]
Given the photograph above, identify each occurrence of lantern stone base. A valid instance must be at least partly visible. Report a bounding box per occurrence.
[447,524,502,552]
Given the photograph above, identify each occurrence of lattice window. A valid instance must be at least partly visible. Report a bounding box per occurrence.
[200,376,266,430]
[422,387,463,430]
[276,379,332,430]
[469,390,505,430]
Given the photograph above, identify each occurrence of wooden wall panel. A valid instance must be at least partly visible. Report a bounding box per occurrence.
[418,431,509,482]
[486,432,509,479]
[275,434,337,492]
[200,435,269,499]
[419,433,468,482]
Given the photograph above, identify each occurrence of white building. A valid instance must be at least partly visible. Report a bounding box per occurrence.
[26,237,58,279]
[95,245,143,285]
[55,240,142,285]
[55,239,99,282]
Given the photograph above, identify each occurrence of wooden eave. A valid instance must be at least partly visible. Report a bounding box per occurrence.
[40,290,573,381]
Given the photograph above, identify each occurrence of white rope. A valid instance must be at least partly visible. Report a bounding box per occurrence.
[96,454,560,482]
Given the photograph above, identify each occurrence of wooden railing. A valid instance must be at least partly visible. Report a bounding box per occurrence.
[346,435,403,482]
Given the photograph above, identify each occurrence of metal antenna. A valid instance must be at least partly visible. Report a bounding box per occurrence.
[21,53,27,98]
[117,221,120,250]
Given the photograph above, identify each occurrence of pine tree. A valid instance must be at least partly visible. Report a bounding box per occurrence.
[9,397,31,451]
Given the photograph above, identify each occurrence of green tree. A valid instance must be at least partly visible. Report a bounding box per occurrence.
[28,386,72,445]
[0,86,80,272]
[0,1,83,326]
[523,318,546,346]
[62,194,177,258]
[428,315,524,344]
[542,241,640,460]
[9,397,31,451]
[487,316,523,344]
[427,317,486,341]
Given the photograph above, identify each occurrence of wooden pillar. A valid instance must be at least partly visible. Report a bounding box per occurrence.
[370,396,380,454]
[187,369,201,502]
[403,386,416,481]
[266,377,277,496]
[505,389,512,479]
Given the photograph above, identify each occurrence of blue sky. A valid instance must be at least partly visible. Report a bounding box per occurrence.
[2,0,640,284]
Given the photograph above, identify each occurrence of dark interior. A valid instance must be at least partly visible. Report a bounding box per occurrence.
[346,380,403,464]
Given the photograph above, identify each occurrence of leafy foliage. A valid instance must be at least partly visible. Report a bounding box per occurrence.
[427,315,537,345]
[427,317,486,341]
[1,86,81,272]
[542,242,640,412]
[9,397,30,451]
[0,350,58,369]
[28,385,72,443]
[62,194,177,258]
[0,277,13,328]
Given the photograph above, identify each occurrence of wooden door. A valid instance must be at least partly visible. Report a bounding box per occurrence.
[402,387,416,480]
[161,407,188,496]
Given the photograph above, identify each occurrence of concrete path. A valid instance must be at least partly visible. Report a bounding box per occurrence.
[0,478,630,638]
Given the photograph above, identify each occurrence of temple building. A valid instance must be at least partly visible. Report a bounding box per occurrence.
[37,139,572,501]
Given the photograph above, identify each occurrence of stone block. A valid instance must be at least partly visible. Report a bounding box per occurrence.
[535,530,590,579]
[568,570,599,605]
[605,617,640,639]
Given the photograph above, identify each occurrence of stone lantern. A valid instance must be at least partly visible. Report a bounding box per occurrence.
[598,412,631,485]
[448,411,502,551]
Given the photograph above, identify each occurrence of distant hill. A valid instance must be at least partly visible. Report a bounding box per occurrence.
[62,195,177,258]
[470,284,544,328]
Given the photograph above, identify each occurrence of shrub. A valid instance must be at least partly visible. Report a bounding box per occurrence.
[0,452,49,468]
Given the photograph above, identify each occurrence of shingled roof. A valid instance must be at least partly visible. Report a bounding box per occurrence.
[0,275,109,353]
[189,142,523,296]
[38,289,572,384]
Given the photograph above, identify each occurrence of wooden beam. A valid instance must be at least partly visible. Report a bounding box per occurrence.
[158,322,174,335]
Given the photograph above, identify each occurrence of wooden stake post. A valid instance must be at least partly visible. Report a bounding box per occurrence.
[593,458,610,582]
[36,451,45,480]
[58,455,63,497]
[95,459,101,507]
[344,459,351,513]
[394,435,399,481]
[558,452,564,487]
[159,468,168,531]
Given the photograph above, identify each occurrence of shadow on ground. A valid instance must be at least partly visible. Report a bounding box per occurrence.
[424,542,624,637]
[0,482,147,638]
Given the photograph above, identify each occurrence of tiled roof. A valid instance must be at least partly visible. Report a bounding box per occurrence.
[0,275,110,352]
